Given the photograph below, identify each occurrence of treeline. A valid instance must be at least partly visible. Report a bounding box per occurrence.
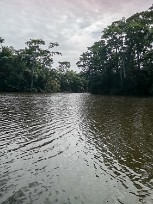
[0,38,87,93]
[77,6,153,96]
[1,6,153,95]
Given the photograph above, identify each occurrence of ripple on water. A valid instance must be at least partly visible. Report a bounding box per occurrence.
[0,93,153,204]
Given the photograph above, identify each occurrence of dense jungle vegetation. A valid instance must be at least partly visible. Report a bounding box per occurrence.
[77,5,153,95]
[0,38,87,93]
[0,6,153,95]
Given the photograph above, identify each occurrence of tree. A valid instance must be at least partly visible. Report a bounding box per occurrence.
[21,39,61,90]
[77,6,153,95]
[0,37,4,50]
[58,61,71,73]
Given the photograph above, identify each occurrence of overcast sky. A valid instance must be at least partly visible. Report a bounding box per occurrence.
[0,0,152,71]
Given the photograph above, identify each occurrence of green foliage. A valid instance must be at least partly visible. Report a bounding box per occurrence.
[77,6,153,96]
[1,6,152,95]
[56,61,87,92]
[0,39,87,93]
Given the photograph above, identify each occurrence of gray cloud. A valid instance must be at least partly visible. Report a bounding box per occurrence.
[0,0,152,71]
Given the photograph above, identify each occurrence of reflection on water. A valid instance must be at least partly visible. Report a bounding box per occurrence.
[0,93,153,204]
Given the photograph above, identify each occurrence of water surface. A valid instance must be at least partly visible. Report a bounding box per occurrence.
[0,93,153,204]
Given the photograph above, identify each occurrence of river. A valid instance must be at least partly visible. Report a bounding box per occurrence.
[0,93,153,204]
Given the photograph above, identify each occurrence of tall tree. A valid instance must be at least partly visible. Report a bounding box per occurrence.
[22,39,61,90]
[77,6,153,95]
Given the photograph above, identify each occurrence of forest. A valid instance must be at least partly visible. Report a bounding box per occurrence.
[0,6,153,95]
[0,38,87,93]
[77,5,153,95]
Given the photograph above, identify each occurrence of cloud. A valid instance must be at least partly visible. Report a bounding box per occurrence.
[0,0,152,71]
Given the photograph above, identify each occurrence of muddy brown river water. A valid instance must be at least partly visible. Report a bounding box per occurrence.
[0,93,153,204]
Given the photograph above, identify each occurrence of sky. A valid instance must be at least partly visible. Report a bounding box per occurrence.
[0,0,152,71]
